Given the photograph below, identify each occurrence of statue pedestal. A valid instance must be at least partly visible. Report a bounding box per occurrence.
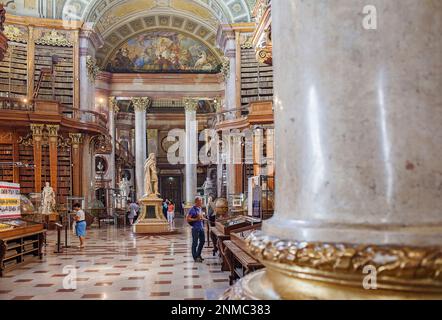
[133,196,170,234]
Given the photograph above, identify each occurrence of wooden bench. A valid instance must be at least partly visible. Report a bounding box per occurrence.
[223,240,264,285]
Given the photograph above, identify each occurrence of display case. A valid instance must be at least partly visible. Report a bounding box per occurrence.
[215,215,252,235]
[0,219,45,276]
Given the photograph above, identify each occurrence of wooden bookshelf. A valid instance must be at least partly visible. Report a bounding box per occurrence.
[0,42,27,98]
[57,146,71,204]
[240,47,274,108]
[34,45,74,108]
[18,144,34,194]
[0,144,13,182]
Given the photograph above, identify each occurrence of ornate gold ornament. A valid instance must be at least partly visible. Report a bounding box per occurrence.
[246,231,442,294]
[256,47,272,65]
[108,96,119,113]
[18,133,33,147]
[45,124,59,137]
[219,57,230,81]
[86,56,100,82]
[3,25,27,43]
[36,29,72,47]
[131,97,151,112]
[91,134,112,154]
[240,35,253,49]
[69,133,83,146]
[183,98,199,112]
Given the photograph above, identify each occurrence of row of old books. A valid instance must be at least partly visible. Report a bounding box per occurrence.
[0,42,28,98]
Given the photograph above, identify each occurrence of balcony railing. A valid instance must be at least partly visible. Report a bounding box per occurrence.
[60,106,108,129]
[0,97,108,133]
[215,106,250,124]
[0,97,34,111]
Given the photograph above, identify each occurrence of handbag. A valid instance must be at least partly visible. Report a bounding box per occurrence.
[72,221,76,235]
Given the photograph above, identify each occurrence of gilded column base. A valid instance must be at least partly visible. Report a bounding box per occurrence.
[223,232,442,300]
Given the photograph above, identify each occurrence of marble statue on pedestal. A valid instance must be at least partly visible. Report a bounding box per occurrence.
[119,177,130,198]
[41,182,56,214]
[144,153,160,197]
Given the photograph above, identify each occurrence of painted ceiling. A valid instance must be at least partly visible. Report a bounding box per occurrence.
[104,29,221,73]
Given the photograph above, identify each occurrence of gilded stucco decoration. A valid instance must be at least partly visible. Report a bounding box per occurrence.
[247,231,442,292]
[86,55,100,81]
[219,56,230,81]
[3,25,28,43]
[35,29,73,47]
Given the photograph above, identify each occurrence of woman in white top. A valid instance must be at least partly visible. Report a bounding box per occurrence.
[73,203,86,249]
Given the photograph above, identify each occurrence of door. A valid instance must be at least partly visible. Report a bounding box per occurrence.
[160,175,182,214]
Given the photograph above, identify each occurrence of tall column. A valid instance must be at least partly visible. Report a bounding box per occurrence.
[30,124,44,193]
[227,0,442,300]
[79,26,102,111]
[81,135,95,207]
[108,97,118,190]
[132,97,150,200]
[216,25,239,115]
[184,99,198,205]
[70,133,83,197]
[46,125,59,192]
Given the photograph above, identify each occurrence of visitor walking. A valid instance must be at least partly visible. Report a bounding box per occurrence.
[128,200,140,225]
[186,197,206,262]
[73,203,86,249]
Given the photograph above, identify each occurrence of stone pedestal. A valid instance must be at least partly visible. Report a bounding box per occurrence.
[133,196,170,234]
[225,0,442,300]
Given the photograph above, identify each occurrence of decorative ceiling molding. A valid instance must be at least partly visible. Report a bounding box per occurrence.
[59,0,253,25]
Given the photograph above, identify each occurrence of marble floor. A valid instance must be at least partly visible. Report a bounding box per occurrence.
[0,219,230,300]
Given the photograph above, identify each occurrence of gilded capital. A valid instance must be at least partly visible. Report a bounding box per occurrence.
[213,98,222,113]
[183,98,199,112]
[30,124,45,136]
[69,133,83,146]
[109,96,119,113]
[45,124,59,137]
[132,97,151,112]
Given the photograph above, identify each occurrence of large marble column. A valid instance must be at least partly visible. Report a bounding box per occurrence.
[132,97,150,200]
[227,0,442,300]
[78,24,103,111]
[108,97,118,190]
[184,99,199,205]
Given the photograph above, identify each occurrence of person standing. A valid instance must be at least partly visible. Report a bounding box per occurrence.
[167,200,175,229]
[128,201,140,225]
[186,197,206,262]
[162,199,169,219]
[73,203,86,249]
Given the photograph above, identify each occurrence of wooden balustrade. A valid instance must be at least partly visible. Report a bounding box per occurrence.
[0,97,107,134]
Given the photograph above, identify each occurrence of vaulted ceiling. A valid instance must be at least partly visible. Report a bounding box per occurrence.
[5,0,256,69]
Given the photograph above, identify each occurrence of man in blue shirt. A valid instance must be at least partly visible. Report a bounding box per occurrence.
[186,197,206,262]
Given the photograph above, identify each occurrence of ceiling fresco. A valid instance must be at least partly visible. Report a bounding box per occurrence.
[104,29,221,73]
